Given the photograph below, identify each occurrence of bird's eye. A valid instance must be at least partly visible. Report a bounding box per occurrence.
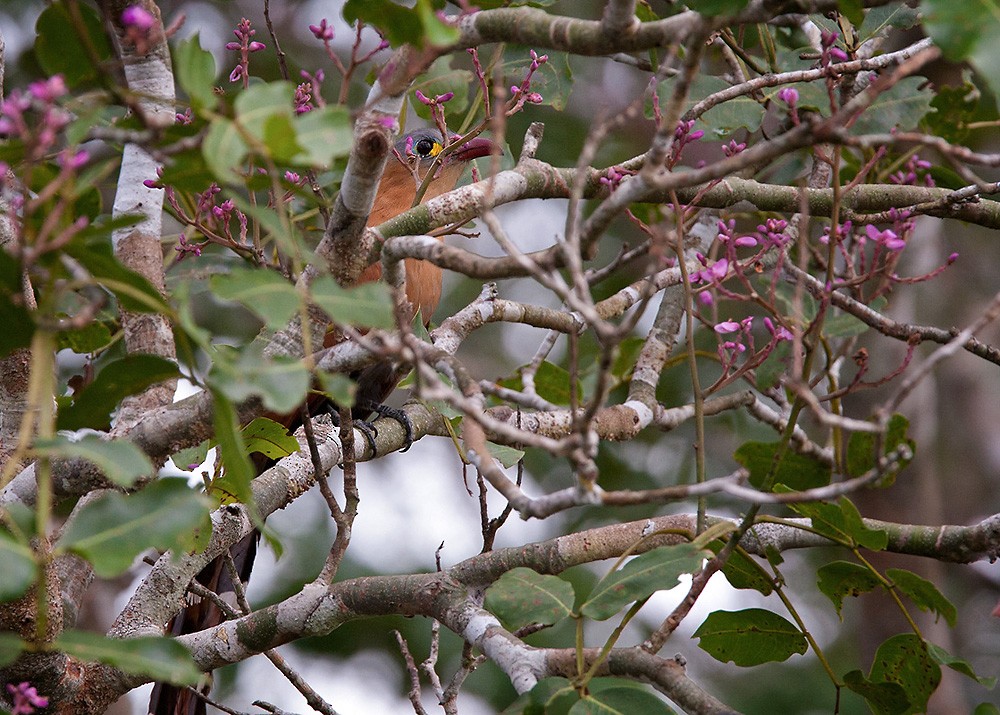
[415,138,435,156]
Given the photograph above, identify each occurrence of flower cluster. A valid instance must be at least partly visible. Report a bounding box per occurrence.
[713,315,793,373]
[0,75,72,161]
[669,119,704,167]
[227,18,266,87]
[294,82,314,114]
[507,50,547,115]
[777,86,800,125]
[6,682,47,715]
[599,165,635,191]
[120,5,158,54]
[821,30,848,66]
[889,154,935,187]
[310,17,388,90]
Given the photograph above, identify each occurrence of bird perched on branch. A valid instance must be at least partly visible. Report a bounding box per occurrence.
[149,129,498,715]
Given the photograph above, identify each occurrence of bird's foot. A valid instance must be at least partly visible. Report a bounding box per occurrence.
[324,405,380,457]
[358,401,415,454]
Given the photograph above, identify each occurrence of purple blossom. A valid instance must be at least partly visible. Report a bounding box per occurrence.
[693,257,729,284]
[7,682,48,715]
[722,139,746,157]
[506,49,548,116]
[715,320,741,334]
[228,18,265,87]
[865,224,905,251]
[175,234,203,259]
[29,76,67,102]
[777,87,798,106]
[764,317,794,341]
[821,30,848,64]
[121,5,156,31]
[294,83,313,114]
[309,18,335,42]
[57,149,89,170]
[415,89,455,106]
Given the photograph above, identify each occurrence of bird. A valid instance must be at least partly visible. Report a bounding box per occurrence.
[148,128,498,715]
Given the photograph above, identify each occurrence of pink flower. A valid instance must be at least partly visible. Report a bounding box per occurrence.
[6,682,48,715]
[309,18,335,42]
[121,5,156,31]
[777,87,798,106]
[714,320,741,334]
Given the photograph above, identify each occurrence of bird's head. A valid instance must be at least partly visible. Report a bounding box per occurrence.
[370,129,499,225]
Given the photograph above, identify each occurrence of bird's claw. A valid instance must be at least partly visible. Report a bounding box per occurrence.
[360,401,415,454]
[325,401,413,456]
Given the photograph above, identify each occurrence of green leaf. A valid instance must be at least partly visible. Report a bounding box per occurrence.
[210,268,301,330]
[754,339,791,391]
[923,0,1000,109]
[686,0,750,17]
[846,413,913,483]
[53,630,201,685]
[734,441,831,491]
[158,143,216,193]
[843,669,911,715]
[486,441,525,469]
[171,439,210,472]
[581,544,706,621]
[926,642,997,688]
[34,3,111,87]
[202,117,248,183]
[0,530,38,602]
[57,354,180,431]
[262,113,303,163]
[886,568,956,627]
[209,345,310,415]
[57,478,211,577]
[498,361,583,408]
[693,608,808,666]
[838,0,865,25]
[235,82,295,141]
[816,560,881,618]
[852,77,934,134]
[33,435,154,488]
[868,634,941,715]
[311,276,396,330]
[571,687,675,714]
[825,308,872,338]
[175,34,217,111]
[0,632,25,667]
[486,568,574,628]
[719,548,773,595]
[343,0,458,48]
[0,292,35,358]
[859,4,919,41]
[57,320,113,354]
[974,705,1000,715]
[924,73,980,144]
[416,0,461,46]
[64,241,170,314]
[502,677,579,715]
[209,388,257,506]
[317,372,358,409]
[293,106,353,166]
[610,337,645,384]
[673,74,764,137]
[242,417,299,460]
[412,58,474,122]
[787,496,888,550]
